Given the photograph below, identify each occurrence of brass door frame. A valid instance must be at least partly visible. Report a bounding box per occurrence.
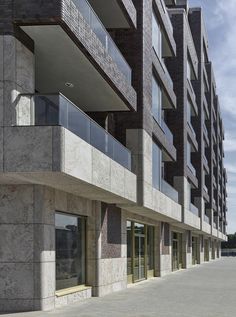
[127,221,155,283]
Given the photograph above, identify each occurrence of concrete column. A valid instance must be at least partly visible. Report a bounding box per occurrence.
[182,230,192,268]
[198,235,204,264]
[0,185,55,312]
[157,223,172,276]
[92,203,126,297]
[0,35,35,128]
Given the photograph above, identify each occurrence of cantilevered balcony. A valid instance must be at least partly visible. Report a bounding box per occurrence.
[190,203,199,217]
[2,93,137,205]
[161,179,179,203]
[76,0,132,82]
[161,119,174,145]
[14,0,136,112]
[87,0,137,28]
[20,93,131,170]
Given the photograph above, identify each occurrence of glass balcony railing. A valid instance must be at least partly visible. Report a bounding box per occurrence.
[160,0,173,34]
[203,185,208,194]
[161,119,173,144]
[74,0,131,83]
[187,162,196,177]
[161,179,179,203]
[203,155,208,167]
[19,94,131,170]
[161,59,174,89]
[204,214,210,224]
[187,121,197,140]
[203,123,208,137]
[190,203,199,217]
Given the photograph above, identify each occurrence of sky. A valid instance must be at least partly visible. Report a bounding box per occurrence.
[189,0,236,233]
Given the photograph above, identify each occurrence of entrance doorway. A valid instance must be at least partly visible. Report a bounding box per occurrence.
[172,232,183,271]
[126,221,155,283]
[204,239,209,261]
[192,236,198,265]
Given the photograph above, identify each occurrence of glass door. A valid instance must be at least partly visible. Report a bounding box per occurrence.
[204,239,209,261]
[134,223,146,282]
[172,232,179,271]
[192,237,198,265]
[126,221,133,284]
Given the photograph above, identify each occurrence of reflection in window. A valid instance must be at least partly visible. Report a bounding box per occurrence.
[152,12,162,58]
[56,212,86,290]
[152,76,162,124]
[152,141,162,190]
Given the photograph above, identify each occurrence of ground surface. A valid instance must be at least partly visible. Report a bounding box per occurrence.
[3,258,236,317]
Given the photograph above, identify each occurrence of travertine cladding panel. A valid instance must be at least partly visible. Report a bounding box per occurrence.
[184,209,200,230]
[55,288,92,308]
[0,35,34,127]
[0,185,98,312]
[3,126,137,204]
[202,221,211,235]
[160,255,172,276]
[13,0,136,111]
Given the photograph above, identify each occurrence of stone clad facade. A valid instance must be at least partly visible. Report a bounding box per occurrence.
[0,0,227,313]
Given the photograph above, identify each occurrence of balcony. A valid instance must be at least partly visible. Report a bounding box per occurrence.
[16,0,136,113]
[87,0,137,28]
[76,0,131,83]
[161,119,174,144]
[161,179,179,203]
[190,203,199,217]
[188,162,196,177]
[203,123,208,138]
[203,185,208,194]
[204,214,210,224]
[187,121,197,140]
[161,59,174,89]
[203,155,208,168]
[19,93,131,170]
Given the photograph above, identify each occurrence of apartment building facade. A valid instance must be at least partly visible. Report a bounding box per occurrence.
[0,0,227,312]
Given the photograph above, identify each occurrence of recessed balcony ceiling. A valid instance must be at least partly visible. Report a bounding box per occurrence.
[21,25,131,112]
[87,0,135,28]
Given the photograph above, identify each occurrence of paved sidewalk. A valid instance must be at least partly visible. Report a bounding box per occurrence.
[3,258,236,317]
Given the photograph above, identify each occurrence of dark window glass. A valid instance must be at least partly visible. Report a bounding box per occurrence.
[152,141,161,190]
[56,213,86,290]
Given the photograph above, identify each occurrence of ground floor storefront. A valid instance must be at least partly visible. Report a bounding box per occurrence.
[0,185,222,313]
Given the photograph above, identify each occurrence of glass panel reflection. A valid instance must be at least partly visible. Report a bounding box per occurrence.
[56,213,86,290]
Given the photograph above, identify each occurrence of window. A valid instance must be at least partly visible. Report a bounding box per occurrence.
[152,141,162,190]
[152,12,162,58]
[187,98,192,125]
[187,140,191,166]
[187,58,192,81]
[56,212,86,290]
[152,76,162,124]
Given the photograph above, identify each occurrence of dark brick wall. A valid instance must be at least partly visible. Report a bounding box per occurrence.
[101,204,122,259]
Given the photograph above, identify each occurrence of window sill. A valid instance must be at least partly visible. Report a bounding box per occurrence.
[56,285,92,297]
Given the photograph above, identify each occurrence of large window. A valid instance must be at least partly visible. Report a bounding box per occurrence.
[152,11,162,58]
[152,141,162,190]
[152,75,162,124]
[187,58,192,81]
[187,140,191,166]
[56,212,86,290]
